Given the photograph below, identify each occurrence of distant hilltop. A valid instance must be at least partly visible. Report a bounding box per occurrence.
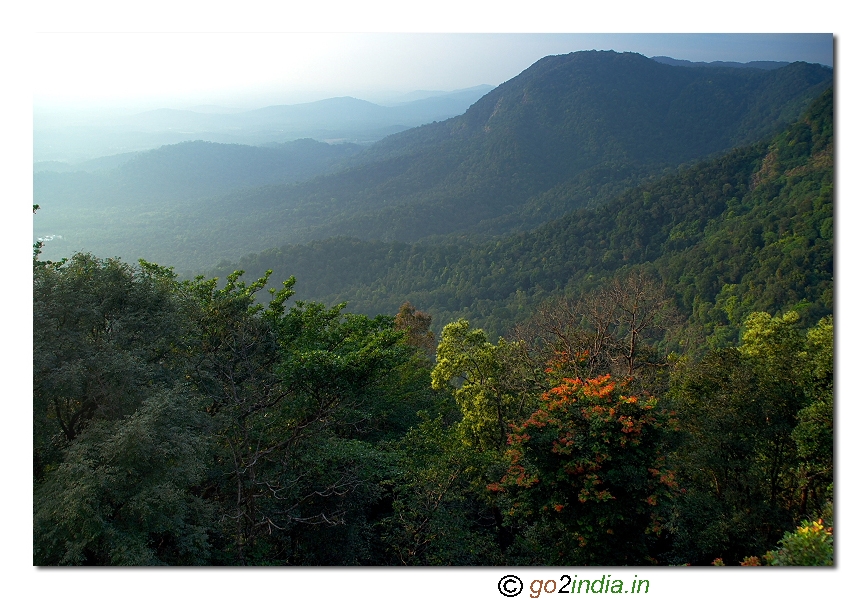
[651,56,799,70]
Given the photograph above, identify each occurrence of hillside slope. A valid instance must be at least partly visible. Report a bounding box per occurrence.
[219,89,833,340]
[226,51,830,244]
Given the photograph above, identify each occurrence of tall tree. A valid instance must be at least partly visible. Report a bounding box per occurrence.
[395,301,436,357]
[431,320,537,451]
[492,372,680,565]
[34,254,183,476]
[510,271,681,391]
[34,388,215,565]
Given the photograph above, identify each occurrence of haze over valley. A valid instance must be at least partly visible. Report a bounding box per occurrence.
[34,85,495,164]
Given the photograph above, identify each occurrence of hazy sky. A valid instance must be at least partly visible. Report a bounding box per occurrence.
[33,33,833,113]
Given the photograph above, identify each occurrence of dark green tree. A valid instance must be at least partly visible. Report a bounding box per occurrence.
[664,312,833,565]
[34,388,215,565]
[34,253,184,479]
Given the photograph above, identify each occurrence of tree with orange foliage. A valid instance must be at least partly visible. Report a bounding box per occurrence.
[491,369,680,565]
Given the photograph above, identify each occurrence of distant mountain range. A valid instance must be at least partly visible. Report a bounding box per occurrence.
[34,51,832,279]
[33,86,495,164]
[35,138,364,206]
[111,88,498,135]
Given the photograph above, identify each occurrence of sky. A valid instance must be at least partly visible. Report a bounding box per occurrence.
[32,33,834,113]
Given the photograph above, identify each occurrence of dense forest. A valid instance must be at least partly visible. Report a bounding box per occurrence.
[32,253,833,566]
[33,51,833,566]
[220,88,833,342]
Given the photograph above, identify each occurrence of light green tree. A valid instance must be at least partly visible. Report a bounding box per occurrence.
[431,320,534,450]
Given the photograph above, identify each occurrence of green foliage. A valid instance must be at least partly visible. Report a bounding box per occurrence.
[217,88,832,343]
[733,503,834,567]
[432,320,535,450]
[33,253,439,565]
[664,312,833,564]
[177,270,430,564]
[33,253,833,565]
[379,415,505,565]
[34,388,215,565]
[33,253,184,483]
[765,513,833,566]
[32,64,833,568]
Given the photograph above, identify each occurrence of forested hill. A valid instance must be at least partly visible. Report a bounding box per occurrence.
[34,138,364,207]
[218,88,833,342]
[217,51,830,245]
[32,139,364,268]
[33,51,831,272]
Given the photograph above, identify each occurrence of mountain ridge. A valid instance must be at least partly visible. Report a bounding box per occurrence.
[650,56,797,69]
[214,88,833,340]
[34,86,496,163]
[212,52,831,246]
[34,51,832,274]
